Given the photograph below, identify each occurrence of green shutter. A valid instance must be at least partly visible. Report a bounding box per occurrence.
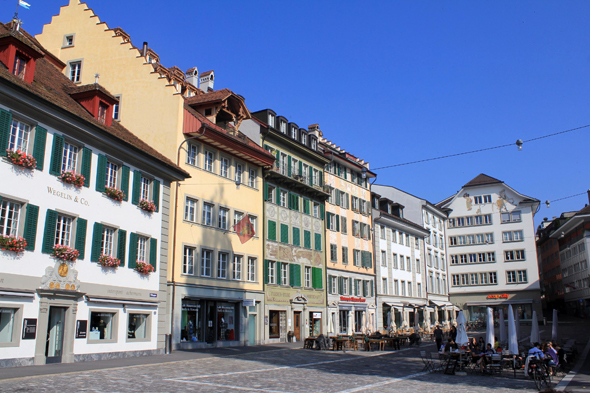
[319,171,323,186]
[149,238,157,271]
[312,267,322,289]
[153,180,160,212]
[289,263,295,286]
[304,230,311,249]
[0,109,12,156]
[128,232,138,269]
[320,204,325,220]
[303,199,310,214]
[326,212,332,230]
[264,182,269,201]
[117,229,126,266]
[75,218,87,260]
[288,192,293,210]
[349,277,353,293]
[370,280,374,297]
[49,134,64,176]
[335,190,341,206]
[363,280,367,297]
[287,155,292,177]
[275,187,281,205]
[41,209,58,254]
[295,264,301,287]
[336,215,340,232]
[131,170,141,205]
[267,220,276,241]
[346,193,350,209]
[309,169,313,187]
[367,252,373,268]
[23,204,39,251]
[276,262,281,285]
[328,274,333,293]
[280,223,289,243]
[121,165,130,201]
[294,195,299,212]
[314,233,322,251]
[33,126,47,170]
[338,277,343,295]
[292,227,300,246]
[298,161,303,176]
[95,154,106,192]
[90,222,103,262]
[274,149,280,166]
[264,260,269,284]
[81,147,92,188]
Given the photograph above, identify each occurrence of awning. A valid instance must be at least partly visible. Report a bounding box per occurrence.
[463,299,532,306]
[430,300,452,307]
[0,290,35,298]
[85,296,159,307]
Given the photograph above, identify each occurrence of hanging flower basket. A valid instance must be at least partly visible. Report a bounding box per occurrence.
[105,186,125,202]
[99,254,120,268]
[52,244,79,262]
[138,199,156,213]
[135,261,154,274]
[6,149,37,170]
[59,170,85,187]
[0,235,27,253]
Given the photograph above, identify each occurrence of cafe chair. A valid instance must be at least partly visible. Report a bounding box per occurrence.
[421,350,434,372]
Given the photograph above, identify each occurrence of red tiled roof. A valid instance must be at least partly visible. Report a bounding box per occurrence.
[68,83,119,102]
[185,88,233,105]
[463,173,503,188]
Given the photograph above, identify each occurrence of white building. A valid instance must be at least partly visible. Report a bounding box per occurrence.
[0,24,187,366]
[438,174,542,322]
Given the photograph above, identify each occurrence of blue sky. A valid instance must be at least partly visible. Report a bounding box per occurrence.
[7,0,590,226]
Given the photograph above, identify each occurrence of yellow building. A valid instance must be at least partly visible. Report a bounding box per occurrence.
[37,0,275,348]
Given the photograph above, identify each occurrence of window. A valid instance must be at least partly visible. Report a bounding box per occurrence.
[392,253,398,269]
[394,280,399,295]
[417,283,422,297]
[313,168,319,186]
[408,282,412,297]
[501,211,522,223]
[201,249,212,277]
[220,157,230,177]
[503,230,524,242]
[279,121,286,134]
[291,126,297,139]
[279,262,288,285]
[341,216,347,234]
[185,197,198,222]
[68,61,82,83]
[233,255,242,280]
[202,203,213,226]
[89,312,115,341]
[187,144,198,166]
[342,276,349,294]
[416,258,421,273]
[268,114,275,128]
[235,163,243,184]
[218,207,229,230]
[382,278,388,294]
[313,202,320,218]
[407,257,411,271]
[63,34,74,47]
[13,54,27,80]
[101,226,115,256]
[233,211,244,228]
[0,200,20,237]
[247,257,256,282]
[8,119,30,153]
[507,270,527,283]
[280,190,288,208]
[127,313,148,340]
[381,250,387,266]
[248,169,256,188]
[352,221,360,237]
[353,249,361,266]
[268,261,276,284]
[330,244,338,262]
[474,196,482,204]
[399,256,405,270]
[248,215,257,234]
[112,95,121,121]
[330,276,337,294]
[342,247,348,264]
[401,281,406,296]
[62,141,79,173]
[217,252,228,279]
[55,214,72,246]
[484,195,492,203]
[267,185,276,204]
[505,250,525,261]
[104,161,118,189]
[301,133,307,145]
[391,231,397,243]
[204,150,214,172]
[0,308,18,343]
[140,177,151,201]
[97,103,108,124]
[183,246,195,275]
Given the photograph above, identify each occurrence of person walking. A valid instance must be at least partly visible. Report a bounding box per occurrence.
[434,324,444,351]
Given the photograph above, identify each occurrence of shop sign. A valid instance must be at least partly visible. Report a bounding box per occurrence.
[243,299,255,307]
[312,312,322,319]
[76,320,87,339]
[340,296,365,302]
[47,186,90,206]
[487,294,509,299]
[22,318,37,340]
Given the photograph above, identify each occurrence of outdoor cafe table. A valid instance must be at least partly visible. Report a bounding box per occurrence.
[383,337,401,350]
[333,338,349,351]
[303,336,317,349]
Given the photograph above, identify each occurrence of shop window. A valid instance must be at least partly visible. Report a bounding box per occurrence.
[89,311,116,342]
[0,308,17,343]
[181,300,202,342]
[339,310,348,334]
[269,310,281,338]
[354,310,363,333]
[127,313,149,340]
[217,303,237,341]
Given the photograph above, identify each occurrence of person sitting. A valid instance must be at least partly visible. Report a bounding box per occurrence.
[468,337,478,352]
[494,338,500,350]
[546,342,559,375]
[445,339,458,352]
[409,332,421,346]
[477,343,495,372]
[478,336,486,350]
[528,342,544,358]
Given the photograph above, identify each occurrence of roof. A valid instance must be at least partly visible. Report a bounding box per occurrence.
[185,88,234,105]
[0,23,189,179]
[200,70,214,77]
[68,83,119,102]
[463,173,503,188]
[376,210,430,236]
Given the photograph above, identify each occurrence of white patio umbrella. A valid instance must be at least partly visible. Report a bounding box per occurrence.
[507,305,519,355]
[515,310,521,341]
[387,310,392,332]
[361,311,367,334]
[347,311,353,336]
[456,311,469,346]
[371,312,376,333]
[434,306,439,325]
[499,309,507,343]
[486,307,495,348]
[414,309,419,331]
[530,310,540,345]
[552,309,558,342]
[424,309,431,332]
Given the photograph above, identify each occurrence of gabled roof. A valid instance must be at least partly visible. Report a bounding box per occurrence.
[463,173,503,188]
[68,83,119,102]
[185,88,234,105]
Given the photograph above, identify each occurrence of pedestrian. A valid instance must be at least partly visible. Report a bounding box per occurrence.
[434,324,444,351]
[450,325,457,342]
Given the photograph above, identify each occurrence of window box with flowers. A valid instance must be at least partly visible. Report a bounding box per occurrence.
[138,199,156,213]
[6,150,37,170]
[135,261,154,275]
[104,187,125,202]
[52,244,80,262]
[99,254,120,268]
[0,235,27,253]
[59,170,85,188]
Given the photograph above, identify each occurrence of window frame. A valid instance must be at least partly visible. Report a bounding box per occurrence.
[67,59,83,84]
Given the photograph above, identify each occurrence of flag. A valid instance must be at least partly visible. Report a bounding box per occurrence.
[233,215,255,244]
[19,1,31,9]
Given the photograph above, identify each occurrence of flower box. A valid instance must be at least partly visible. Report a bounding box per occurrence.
[0,235,27,253]
[52,244,79,262]
[138,199,156,213]
[59,170,85,187]
[135,261,154,274]
[105,187,125,202]
[6,150,37,170]
[99,254,120,268]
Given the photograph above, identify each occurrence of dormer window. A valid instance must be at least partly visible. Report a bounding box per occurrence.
[311,138,317,150]
[205,108,212,116]
[301,132,307,145]
[268,114,275,128]
[280,121,286,134]
[13,54,27,80]
[98,103,108,124]
[291,127,297,139]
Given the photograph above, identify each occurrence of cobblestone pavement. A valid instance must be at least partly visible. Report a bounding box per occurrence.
[0,343,554,393]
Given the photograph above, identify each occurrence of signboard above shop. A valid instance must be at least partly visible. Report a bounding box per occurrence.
[486,294,509,299]
[340,296,365,302]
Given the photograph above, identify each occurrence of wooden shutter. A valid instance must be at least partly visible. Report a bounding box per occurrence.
[275,187,281,205]
[49,134,64,176]
[23,204,39,251]
[280,224,289,243]
[81,147,92,188]
[304,199,310,214]
[335,191,341,206]
[95,154,106,192]
[326,212,332,230]
[370,280,374,297]
[336,215,340,232]
[128,232,138,269]
[41,209,58,254]
[0,109,11,156]
[74,218,87,260]
[264,260,269,284]
[153,180,161,211]
[295,264,301,287]
[328,275,333,293]
[90,222,103,262]
[264,182,269,201]
[298,161,303,177]
[117,229,126,266]
[320,204,324,220]
[312,267,322,289]
[309,169,313,187]
[362,280,367,297]
[276,262,281,285]
[292,227,300,246]
[268,220,277,241]
[131,170,142,204]
[346,193,350,209]
[338,277,343,295]
[319,171,323,186]
[149,238,157,271]
[367,252,373,268]
[287,155,292,177]
[304,230,311,249]
[289,263,295,286]
[33,126,47,170]
[349,277,353,294]
[121,165,130,201]
[314,233,321,251]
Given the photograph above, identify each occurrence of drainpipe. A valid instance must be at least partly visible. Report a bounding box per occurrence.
[259,125,273,344]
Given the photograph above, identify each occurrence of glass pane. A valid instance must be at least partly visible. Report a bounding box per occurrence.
[0,309,15,343]
[90,312,114,340]
[217,303,236,341]
[128,314,148,339]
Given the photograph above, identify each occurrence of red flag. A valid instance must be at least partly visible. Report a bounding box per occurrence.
[233,215,255,244]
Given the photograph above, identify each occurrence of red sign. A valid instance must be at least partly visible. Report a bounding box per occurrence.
[486,294,509,299]
[233,215,255,244]
[340,296,366,302]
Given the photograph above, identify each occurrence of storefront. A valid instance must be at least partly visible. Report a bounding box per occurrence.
[181,300,239,343]
[330,296,376,335]
[451,290,542,322]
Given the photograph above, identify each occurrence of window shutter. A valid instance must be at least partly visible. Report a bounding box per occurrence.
[299,161,303,176]
[280,224,289,243]
[367,252,373,269]
[314,233,321,251]
[338,277,343,295]
[275,188,281,205]
[117,229,126,266]
[49,134,64,176]
[304,199,310,214]
[33,126,47,170]
[337,164,341,176]
[0,109,12,156]
[319,171,323,186]
[121,165,130,201]
[346,193,350,209]
[343,169,347,180]
[276,262,281,284]
[292,227,300,246]
[268,220,276,241]
[295,264,301,287]
[320,204,324,220]
[370,280,374,297]
[23,204,39,251]
[264,182,269,201]
[80,147,92,188]
[304,230,311,249]
[287,155,292,177]
[131,170,141,205]
[41,209,58,254]
[75,218,87,260]
[95,154,106,192]
[368,225,371,240]
[313,267,322,289]
[90,222,103,262]
[335,191,340,206]
[287,192,293,209]
[289,263,295,286]
[349,277,353,294]
[309,170,313,187]
[336,215,340,232]
[149,238,157,271]
[362,280,367,297]
[128,232,138,269]
[328,275,333,293]
[274,149,280,165]
[264,260,269,284]
[153,180,160,211]
[326,213,332,230]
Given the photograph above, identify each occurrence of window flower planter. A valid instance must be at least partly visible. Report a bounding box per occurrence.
[59,170,85,188]
[52,244,79,262]
[105,187,125,202]
[99,254,120,268]
[138,199,156,213]
[0,235,27,253]
[135,261,154,274]
[6,150,37,170]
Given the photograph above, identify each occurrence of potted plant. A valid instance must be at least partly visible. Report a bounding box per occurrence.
[135,261,154,274]
[6,149,37,170]
[98,254,120,268]
[138,199,156,213]
[59,170,85,187]
[105,186,125,202]
[51,244,80,262]
[0,235,27,253]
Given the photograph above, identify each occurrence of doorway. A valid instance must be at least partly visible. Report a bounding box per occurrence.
[248,314,256,345]
[293,311,301,341]
[45,307,66,364]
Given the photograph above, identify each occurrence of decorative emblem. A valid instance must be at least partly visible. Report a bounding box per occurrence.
[58,263,68,277]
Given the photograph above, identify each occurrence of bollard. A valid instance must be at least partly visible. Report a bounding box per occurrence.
[543,317,547,326]
[165,334,172,354]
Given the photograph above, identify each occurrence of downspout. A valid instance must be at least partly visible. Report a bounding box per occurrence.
[259,125,271,344]
[170,124,207,351]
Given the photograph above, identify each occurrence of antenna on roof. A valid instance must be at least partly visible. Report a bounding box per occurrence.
[95,73,100,84]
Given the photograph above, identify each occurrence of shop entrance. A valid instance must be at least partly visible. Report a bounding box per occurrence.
[293,311,301,341]
[248,314,256,345]
[45,307,66,364]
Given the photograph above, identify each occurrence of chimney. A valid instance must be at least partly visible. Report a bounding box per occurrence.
[199,70,214,92]
[587,189,590,205]
[185,67,199,88]
[308,123,323,138]
[142,42,148,57]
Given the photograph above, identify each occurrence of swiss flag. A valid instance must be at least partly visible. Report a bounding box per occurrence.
[233,215,255,244]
